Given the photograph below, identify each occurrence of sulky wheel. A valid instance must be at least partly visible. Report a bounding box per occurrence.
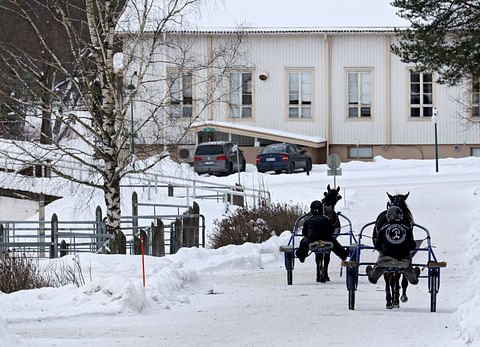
[347,268,356,310]
[285,251,294,285]
[429,269,439,312]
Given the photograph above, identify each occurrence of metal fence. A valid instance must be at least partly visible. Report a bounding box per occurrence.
[0,202,205,259]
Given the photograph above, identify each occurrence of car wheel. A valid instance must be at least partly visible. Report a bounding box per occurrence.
[305,159,312,173]
[287,162,295,174]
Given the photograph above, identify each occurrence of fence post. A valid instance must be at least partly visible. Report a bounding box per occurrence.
[95,206,103,250]
[134,229,148,255]
[39,194,45,257]
[152,218,165,257]
[50,213,58,258]
[0,224,4,260]
[192,202,200,247]
[173,218,183,253]
[132,192,138,237]
[168,184,174,197]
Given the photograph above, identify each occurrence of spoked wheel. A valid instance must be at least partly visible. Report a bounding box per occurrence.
[287,269,293,285]
[429,269,439,312]
[285,252,294,285]
[347,268,356,310]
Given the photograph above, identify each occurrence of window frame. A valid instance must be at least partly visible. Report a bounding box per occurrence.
[344,68,374,120]
[285,68,314,121]
[168,70,194,119]
[227,70,254,120]
[408,70,434,120]
[471,75,480,119]
[348,146,373,159]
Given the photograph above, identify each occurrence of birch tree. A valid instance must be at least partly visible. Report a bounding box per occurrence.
[0,0,243,237]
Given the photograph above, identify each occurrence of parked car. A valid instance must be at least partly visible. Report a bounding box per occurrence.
[194,141,246,176]
[256,143,312,174]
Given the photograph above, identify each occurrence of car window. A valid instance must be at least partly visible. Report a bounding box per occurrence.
[195,145,224,155]
[226,143,233,153]
[287,145,295,154]
[261,144,285,154]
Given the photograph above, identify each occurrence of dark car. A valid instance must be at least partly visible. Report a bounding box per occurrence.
[256,143,312,174]
[194,141,246,175]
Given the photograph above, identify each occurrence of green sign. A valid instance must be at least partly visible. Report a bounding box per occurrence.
[327,168,342,176]
[327,154,341,169]
[203,128,216,132]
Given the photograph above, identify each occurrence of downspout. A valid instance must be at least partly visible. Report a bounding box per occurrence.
[386,35,392,146]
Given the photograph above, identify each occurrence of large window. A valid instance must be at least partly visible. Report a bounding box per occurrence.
[288,70,312,119]
[347,71,372,118]
[169,72,193,118]
[409,71,433,118]
[348,146,373,159]
[472,76,479,118]
[229,72,252,119]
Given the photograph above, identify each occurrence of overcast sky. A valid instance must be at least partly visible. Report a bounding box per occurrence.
[194,0,409,28]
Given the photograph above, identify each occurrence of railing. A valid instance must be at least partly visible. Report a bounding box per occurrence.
[0,205,205,259]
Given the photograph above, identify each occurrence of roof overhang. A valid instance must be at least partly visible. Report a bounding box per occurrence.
[191,121,326,148]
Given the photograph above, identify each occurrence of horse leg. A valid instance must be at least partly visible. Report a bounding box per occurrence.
[316,253,325,282]
[384,273,393,309]
[393,273,401,308]
[400,274,409,303]
[323,252,331,281]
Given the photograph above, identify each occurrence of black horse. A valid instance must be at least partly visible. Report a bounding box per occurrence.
[314,184,342,282]
[373,192,414,309]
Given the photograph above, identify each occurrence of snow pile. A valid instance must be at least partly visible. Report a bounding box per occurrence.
[0,317,22,346]
[455,188,480,344]
[0,230,289,323]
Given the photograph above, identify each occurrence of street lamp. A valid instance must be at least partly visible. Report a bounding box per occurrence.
[432,107,439,173]
[127,78,135,170]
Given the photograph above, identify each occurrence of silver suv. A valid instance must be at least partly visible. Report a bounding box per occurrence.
[193,141,246,176]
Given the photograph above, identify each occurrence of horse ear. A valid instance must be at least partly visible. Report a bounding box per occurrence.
[387,192,393,201]
[336,186,340,193]
[404,192,410,200]
[327,184,331,191]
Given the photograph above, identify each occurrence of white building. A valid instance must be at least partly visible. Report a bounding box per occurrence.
[124,28,480,163]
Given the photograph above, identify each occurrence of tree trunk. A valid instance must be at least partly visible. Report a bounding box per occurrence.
[104,158,121,234]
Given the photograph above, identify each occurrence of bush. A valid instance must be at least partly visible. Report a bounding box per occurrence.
[210,200,306,249]
[0,251,85,293]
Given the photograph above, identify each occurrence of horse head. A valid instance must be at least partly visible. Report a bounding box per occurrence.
[323,184,342,208]
[386,192,413,224]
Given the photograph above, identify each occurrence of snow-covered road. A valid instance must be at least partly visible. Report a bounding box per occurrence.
[3,157,479,346]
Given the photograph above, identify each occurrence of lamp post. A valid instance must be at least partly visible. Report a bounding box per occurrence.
[127,80,135,170]
[432,107,439,173]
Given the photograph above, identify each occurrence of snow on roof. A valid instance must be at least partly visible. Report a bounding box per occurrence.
[191,120,326,147]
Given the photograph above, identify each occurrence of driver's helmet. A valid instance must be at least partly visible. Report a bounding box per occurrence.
[310,200,323,214]
[386,206,404,223]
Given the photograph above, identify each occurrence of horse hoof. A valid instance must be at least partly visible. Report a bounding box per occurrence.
[393,303,399,309]
[386,303,393,309]
[401,295,408,303]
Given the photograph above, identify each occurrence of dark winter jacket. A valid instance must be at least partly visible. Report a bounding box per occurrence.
[373,220,416,260]
[302,212,335,243]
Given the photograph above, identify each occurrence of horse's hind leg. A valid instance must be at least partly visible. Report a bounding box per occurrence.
[400,274,409,303]
[393,273,401,308]
[384,273,393,309]
[323,252,331,281]
[316,253,325,282]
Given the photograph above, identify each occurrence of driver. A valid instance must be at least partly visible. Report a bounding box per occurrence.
[295,200,349,263]
[367,206,419,284]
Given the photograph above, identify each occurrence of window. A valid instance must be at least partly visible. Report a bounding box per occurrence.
[409,71,433,118]
[229,72,252,119]
[288,71,312,119]
[472,76,479,118]
[348,146,373,159]
[347,71,372,118]
[472,148,480,157]
[169,72,193,118]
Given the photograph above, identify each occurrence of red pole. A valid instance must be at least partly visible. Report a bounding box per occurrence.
[141,236,145,287]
